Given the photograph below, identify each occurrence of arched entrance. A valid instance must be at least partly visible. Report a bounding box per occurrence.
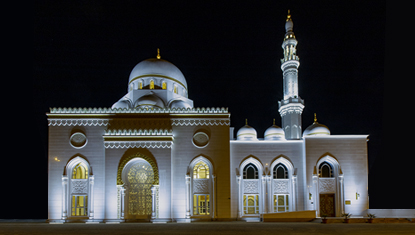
[117,152,159,220]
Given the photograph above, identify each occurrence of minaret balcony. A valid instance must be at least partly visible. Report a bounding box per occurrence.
[278,97,304,108]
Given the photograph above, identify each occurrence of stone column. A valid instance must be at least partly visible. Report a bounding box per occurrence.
[266,176,272,213]
[151,185,157,219]
[339,174,344,215]
[292,174,297,211]
[185,175,191,218]
[88,175,94,219]
[261,177,267,213]
[212,174,216,219]
[120,185,126,219]
[236,175,242,218]
[312,173,318,216]
[61,176,68,219]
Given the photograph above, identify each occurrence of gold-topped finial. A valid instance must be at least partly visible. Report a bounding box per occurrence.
[286,9,291,21]
[156,48,161,59]
[314,113,317,123]
[273,118,276,125]
[245,118,248,125]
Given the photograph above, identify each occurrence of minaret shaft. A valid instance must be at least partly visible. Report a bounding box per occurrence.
[278,11,304,140]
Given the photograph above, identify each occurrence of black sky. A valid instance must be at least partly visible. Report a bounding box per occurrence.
[28,0,412,220]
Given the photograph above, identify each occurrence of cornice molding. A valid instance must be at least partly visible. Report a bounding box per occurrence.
[104,141,172,149]
[48,107,228,114]
[48,119,109,126]
[171,118,230,126]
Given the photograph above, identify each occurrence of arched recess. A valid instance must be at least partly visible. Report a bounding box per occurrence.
[269,155,297,213]
[237,156,264,219]
[185,155,215,219]
[116,151,159,220]
[313,153,344,217]
[61,155,94,220]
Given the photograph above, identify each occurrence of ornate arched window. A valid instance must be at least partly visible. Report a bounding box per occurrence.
[173,85,177,94]
[239,158,263,217]
[319,162,333,178]
[162,82,167,89]
[62,156,94,220]
[243,163,258,179]
[269,156,296,213]
[193,161,210,179]
[273,163,288,179]
[187,157,214,218]
[150,80,155,89]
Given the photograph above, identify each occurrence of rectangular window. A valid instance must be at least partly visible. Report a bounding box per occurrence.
[243,195,259,214]
[273,194,289,212]
[193,194,210,215]
[71,195,88,216]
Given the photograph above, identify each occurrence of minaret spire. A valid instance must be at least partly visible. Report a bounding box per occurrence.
[278,10,304,140]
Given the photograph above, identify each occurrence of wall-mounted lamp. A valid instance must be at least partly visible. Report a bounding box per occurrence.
[356,192,360,200]
[54,157,60,162]
[309,193,312,200]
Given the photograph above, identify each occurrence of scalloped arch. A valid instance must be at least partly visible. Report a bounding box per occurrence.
[116,152,159,185]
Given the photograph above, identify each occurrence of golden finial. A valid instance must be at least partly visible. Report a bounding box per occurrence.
[245,118,248,125]
[273,118,275,125]
[286,9,291,21]
[156,48,161,59]
[314,113,317,123]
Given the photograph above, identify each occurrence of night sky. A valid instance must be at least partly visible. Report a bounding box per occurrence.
[28,0,411,220]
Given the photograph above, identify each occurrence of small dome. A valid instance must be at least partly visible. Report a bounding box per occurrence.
[111,99,132,109]
[170,100,192,109]
[129,58,187,89]
[264,123,285,140]
[134,93,165,109]
[303,114,330,137]
[237,121,257,141]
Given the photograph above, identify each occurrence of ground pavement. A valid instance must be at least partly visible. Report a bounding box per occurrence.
[1,221,415,235]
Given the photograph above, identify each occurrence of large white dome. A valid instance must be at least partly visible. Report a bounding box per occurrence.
[128,58,187,90]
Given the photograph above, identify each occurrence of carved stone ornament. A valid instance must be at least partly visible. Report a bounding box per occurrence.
[70,132,87,149]
[192,132,209,148]
[243,180,259,194]
[72,180,88,194]
[273,179,289,194]
[193,179,209,194]
[319,178,336,193]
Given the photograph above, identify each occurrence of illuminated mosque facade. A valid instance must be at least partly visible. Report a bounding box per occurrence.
[47,13,369,222]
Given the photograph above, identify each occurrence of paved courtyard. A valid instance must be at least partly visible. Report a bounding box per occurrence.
[1,221,415,235]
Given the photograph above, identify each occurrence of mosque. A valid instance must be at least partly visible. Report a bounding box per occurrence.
[47,12,369,222]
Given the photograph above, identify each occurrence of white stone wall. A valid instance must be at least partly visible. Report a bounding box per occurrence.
[304,135,369,216]
[171,123,230,220]
[229,140,306,218]
[48,124,106,220]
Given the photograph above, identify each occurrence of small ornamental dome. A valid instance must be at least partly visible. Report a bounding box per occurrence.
[134,93,165,109]
[169,100,192,109]
[264,119,285,140]
[303,114,330,137]
[112,99,132,109]
[236,119,258,141]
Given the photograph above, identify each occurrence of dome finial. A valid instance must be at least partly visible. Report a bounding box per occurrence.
[245,118,248,125]
[157,48,161,59]
[273,118,275,125]
[314,113,317,123]
[286,9,291,21]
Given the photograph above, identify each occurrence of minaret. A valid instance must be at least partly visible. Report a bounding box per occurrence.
[278,10,305,140]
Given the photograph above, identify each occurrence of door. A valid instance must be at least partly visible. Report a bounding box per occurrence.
[126,160,154,219]
[320,194,335,217]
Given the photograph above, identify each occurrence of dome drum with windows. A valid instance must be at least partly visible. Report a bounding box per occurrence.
[112,49,193,110]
